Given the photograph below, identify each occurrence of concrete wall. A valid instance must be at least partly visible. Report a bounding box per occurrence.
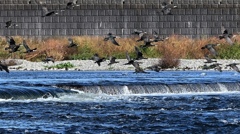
[0,0,240,38]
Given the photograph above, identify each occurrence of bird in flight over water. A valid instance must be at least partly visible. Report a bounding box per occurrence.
[0,61,9,73]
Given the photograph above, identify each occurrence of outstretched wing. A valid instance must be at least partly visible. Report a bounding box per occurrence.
[23,40,31,51]
[126,51,131,61]
[110,37,120,46]
[42,6,49,15]
[6,36,16,46]
[0,64,9,73]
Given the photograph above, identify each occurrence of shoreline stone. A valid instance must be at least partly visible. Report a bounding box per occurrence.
[5,59,240,71]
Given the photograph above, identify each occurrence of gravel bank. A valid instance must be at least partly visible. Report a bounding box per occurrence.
[5,59,240,71]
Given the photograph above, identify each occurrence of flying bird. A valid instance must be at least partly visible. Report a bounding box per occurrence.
[5,21,18,28]
[132,29,143,35]
[209,63,222,72]
[201,44,219,57]
[124,51,135,65]
[0,62,9,73]
[5,36,21,53]
[151,31,169,42]
[161,1,177,15]
[140,39,156,48]
[61,1,79,11]
[91,53,106,66]
[204,55,217,63]
[132,61,147,73]
[134,46,147,60]
[219,25,234,45]
[41,6,58,17]
[108,56,119,65]
[67,38,78,48]
[22,40,37,53]
[104,33,120,46]
[226,63,240,72]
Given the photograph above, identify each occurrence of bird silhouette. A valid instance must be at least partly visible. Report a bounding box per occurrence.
[134,46,147,60]
[41,6,58,17]
[61,1,79,11]
[104,33,120,46]
[124,51,135,65]
[151,31,169,42]
[219,25,234,45]
[92,53,106,66]
[209,63,222,72]
[226,63,240,72]
[140,39,156,48]
[5,21,18,28]
[22,40,37,53]
[0,62,9,73]
[132,61,148,73]
[201,44,219,57]
[67,38,78,48]
[108,56,119,65]
[161,1,177,15]
[204,55,217,63]
[5,36,21,53]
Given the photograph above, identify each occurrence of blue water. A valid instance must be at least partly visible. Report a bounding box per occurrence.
[0,71,240,133]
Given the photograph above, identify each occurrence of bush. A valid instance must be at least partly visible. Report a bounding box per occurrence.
[1,35,240,62]
[217,43,240,59]
[44,62,74,69]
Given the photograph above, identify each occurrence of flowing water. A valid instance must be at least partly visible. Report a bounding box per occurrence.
[0,71,240,133]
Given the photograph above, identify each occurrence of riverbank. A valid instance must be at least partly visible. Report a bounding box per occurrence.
[2,58,240,71]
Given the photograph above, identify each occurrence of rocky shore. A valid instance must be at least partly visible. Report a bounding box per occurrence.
[2,58,240,71]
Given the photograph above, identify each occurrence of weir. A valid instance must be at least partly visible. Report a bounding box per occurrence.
[57,82,240,95]
[0,87,78,100]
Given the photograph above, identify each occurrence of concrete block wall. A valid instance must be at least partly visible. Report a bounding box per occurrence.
[0,0,240,38]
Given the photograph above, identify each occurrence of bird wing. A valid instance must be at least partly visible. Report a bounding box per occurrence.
[209,47,218,56]
[135,46,143,59]
[23,40,31,51]
[126,51,131,61]
[110,37,120,46]
[161,2,167,8]
[92,54,100,61]
[0,64,9,73]
[66,2,77,9]
[221,25,228,34]
[103,36,109,41]
[132,62,140,69]
[42,6,49,15]
[204,55,211,62]
[68,38,73,44]
[73,0,78,4]
[225,37,233,45]
[232,65,240,72]
[6,36,16,46]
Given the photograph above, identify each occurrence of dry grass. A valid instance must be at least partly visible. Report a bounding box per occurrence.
[0,34,238,61]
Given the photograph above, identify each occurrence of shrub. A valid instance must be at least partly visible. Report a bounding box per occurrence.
[44,62,74,69]
[1,35,240,62]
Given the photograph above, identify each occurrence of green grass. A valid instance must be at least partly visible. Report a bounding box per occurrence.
[217,43,240,59]
[44,62,74,69]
